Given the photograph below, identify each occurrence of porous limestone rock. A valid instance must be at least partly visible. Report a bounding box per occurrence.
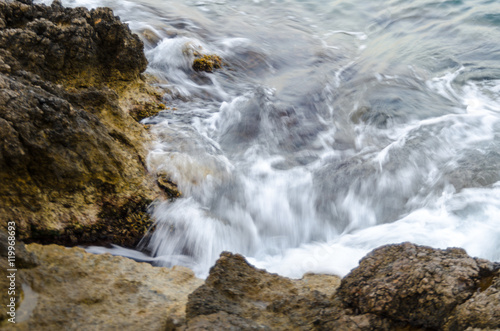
[444,271,500,331]
[0,0,169,245]
[337,242,499,330]
[0,0,147,86]
[185,251,347,330]
[0,243,203,330]
[186,245,500,331]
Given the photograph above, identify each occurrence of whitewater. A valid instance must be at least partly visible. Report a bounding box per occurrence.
[43,0,500,278]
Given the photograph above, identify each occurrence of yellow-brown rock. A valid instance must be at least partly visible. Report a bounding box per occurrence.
[0,243,202,330]
[0,0,167,246]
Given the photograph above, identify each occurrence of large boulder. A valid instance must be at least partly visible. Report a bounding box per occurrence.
[0,0,167,245]
[337,242,499,329]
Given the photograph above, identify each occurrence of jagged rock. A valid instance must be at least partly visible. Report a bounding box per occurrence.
[185,252,347,330]
[3,241,499,330]
[0,0,168,245]
[0,243,203,330]
[187,246,500,331]
[337,242,499,330]
[0,0,147,86]
[444,272,500,331]
[157,172,182,199]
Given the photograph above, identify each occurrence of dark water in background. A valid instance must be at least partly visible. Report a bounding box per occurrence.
[48,0,500,277]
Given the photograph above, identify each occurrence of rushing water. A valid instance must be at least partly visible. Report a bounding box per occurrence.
[48,0,500,278]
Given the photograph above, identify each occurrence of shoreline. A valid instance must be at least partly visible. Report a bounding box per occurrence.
[0,1,499,329]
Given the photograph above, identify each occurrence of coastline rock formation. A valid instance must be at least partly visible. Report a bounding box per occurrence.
[185,243,500,330]
[0,0,167,246]
[0,1,499,330]
[1,239,499,330]
[1,243,203,330]
[338,243,499,330]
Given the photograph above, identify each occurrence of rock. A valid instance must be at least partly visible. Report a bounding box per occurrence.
[185,311,271,331]
[192,54,222,73]
[0,65,157,246]
[129,101,166,122]
[0,0,146,86]
[444,271,500,331]
[185,251,347,330]
[157,172,182,199]
[0,0,169,246]
[0,243,203,330]
[3,241,499,330]
[337,242,499,330]
[0,229,38,269]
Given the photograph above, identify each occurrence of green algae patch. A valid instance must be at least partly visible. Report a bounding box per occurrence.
[192,54,223,73]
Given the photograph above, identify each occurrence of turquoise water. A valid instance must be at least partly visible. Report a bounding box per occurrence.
[52,0,500,277]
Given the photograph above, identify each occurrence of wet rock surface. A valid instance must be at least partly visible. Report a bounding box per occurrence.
[0,0,166,245]
[444,270,500,331]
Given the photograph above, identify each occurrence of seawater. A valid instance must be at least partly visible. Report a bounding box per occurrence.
[45,0,500,278]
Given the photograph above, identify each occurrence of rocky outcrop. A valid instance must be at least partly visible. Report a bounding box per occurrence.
[338,242,498,329]
[185,252,387,330]
[0,0,167,245]
[1,241,498,330]
[0,243,203,330]
[185,244,500,330]
[0,0,146,87]
[186,252,341,330]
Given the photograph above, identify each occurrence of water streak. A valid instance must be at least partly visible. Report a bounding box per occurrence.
[52,0,500,278]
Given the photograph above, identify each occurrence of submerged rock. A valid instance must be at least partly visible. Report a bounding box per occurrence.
[0,0,169,246]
